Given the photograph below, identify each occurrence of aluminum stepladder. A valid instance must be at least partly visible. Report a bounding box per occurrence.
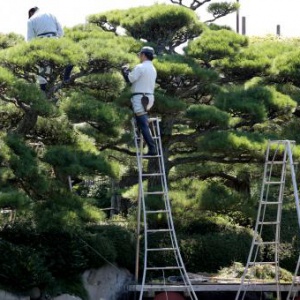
[132,116,198,300]
[235,140,300,300]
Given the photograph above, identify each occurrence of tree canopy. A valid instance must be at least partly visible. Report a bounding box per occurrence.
[0,3,300,298]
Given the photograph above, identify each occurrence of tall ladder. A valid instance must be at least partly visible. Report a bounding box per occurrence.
[132,117,198,300]
[235,140,300,300]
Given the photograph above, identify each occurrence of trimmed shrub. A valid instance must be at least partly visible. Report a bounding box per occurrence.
[87,224,136,271]
[179,229,254,273]
[0,240,54,291]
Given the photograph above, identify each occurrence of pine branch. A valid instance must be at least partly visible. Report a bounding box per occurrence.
[170,0,211,10]
[170,153,256,169]
[100,144,136,157]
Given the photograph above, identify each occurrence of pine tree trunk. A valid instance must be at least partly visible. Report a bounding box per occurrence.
[16,110,38,135]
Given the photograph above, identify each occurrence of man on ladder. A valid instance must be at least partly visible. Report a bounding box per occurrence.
[125,48,198,299]
[27,7,73,91]
[121,46,157,156]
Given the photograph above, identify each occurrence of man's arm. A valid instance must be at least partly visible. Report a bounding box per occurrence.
[27,20,35,41]
[121,65,131,83]
[53,15,63,37]
[128,65,142,83]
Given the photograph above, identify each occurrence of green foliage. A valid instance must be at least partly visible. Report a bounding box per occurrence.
[76,72,126,101]
[207,2,239,20]
[0,191,29,209]
[0,66,14,87]
[215,85,296,124]
[196,131,265,156]
[88,225,136,271]
[34,116,76,145]
[156,54,219,81]
[1,3,300,294]
[218,262,292,282]
[0,239,54,291]
[9,80,56,117]
[186,104,230,129]
[0,221,134,296]
[273,49,300,85]
[0,33,24,49]
[155,54,219,98]
[170,177,255,227]
[0,38,86,69]
[186,29,248,63]
[180,228,253,272]
[44,145,115,180]
[281,119,300,144]
[4,134,49,196]
[197,181,244,212]
[0,102,23,131]
[154,92,186,114]
[62,92,124,137]
[216,47,272,80]
[89,4,203,52]
[65,24,106,42]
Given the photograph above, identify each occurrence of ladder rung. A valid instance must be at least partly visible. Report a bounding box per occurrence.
[146,210,168,214]
[266,161,297,165]
[135,135,159,139]
[147,247,176,252]
[264,181,284,184]
[142,173,164,177]
[144,191,165,195]
[248,261,277,265]
[254,241,278,245]
[147,229,172,233]
[149,118,160,122]
[261,201,282,205]
[268,140,295,144]
[147,266,183,270]
[142,154,161,158]
[258,221,279,225]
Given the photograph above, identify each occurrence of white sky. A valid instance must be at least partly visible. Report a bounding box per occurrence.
[1,0,300,38]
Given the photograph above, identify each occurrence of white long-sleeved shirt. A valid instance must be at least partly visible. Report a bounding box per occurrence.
[129,60,157,114]
[129,60,157,94]
[27,10,63,41]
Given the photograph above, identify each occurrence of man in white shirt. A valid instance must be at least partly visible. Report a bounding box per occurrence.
[27,7,63,41]
[122,46,157,156]
[27,7,72,91]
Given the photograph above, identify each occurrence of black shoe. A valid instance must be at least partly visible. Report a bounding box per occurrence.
[40,84,47,91]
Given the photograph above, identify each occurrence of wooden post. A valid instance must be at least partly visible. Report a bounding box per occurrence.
[236,0,240,33]
[67,176,72,191]
[110,179,121,217]
[242,16,246,35]
[277,25,281,36]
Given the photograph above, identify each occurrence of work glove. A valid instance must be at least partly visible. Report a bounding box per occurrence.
[121,65,130,83]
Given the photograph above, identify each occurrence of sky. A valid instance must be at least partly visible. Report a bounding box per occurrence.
[1,0,300,38]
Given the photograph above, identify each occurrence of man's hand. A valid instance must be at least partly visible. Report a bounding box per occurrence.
[121,65,130,83]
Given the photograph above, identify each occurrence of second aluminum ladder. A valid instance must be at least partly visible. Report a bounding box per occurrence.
[235,140,300,300]
[132,117,198,300]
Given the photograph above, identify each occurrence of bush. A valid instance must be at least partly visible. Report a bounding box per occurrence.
[175,211,238,235]
[179,228,254,273]
[0,221,135,296]
[87,224,136,271]
[0,240,54,292]
[218,262,293,282]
